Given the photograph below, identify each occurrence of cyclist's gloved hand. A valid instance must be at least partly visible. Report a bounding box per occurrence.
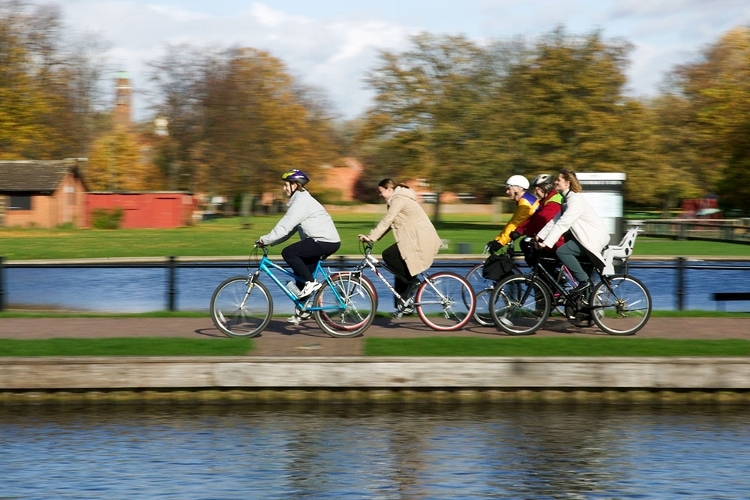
[255,239,266,247]
[509,230,521,241]
[486,240,502,253]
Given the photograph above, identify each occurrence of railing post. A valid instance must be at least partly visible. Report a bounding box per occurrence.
[0,256,5,312]
[168,256,177,311]
[676,257,686,311]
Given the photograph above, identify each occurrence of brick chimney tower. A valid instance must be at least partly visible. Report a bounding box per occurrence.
[114,71,132,129]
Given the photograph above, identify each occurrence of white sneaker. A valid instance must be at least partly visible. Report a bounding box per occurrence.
[287,315,302,325]
[287,311,312,324]
[298,281,322,298]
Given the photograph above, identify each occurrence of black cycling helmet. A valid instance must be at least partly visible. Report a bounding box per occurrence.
[530,174,554,188]
[281,169,309,186]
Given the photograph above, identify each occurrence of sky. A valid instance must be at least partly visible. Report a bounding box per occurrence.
[57,0,750,122]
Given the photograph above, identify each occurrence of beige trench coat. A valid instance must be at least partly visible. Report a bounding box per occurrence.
[367,186,443,276]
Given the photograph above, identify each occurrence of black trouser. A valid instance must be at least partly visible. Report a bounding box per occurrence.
[382,243,417,306]
[281,238,340,288]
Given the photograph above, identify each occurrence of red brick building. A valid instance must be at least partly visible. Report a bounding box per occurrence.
[0,159,88,228]
[85,192,196,229]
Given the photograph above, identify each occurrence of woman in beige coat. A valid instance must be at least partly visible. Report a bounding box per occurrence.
[358,179,443,310]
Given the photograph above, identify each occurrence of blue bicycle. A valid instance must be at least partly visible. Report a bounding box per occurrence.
[210,244,376,338]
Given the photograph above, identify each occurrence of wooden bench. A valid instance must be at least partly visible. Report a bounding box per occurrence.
[712,292,750,311]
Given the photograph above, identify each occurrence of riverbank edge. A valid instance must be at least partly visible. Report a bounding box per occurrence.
[2,356,750,405]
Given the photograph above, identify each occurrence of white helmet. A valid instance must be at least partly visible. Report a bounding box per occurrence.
[506,175,530,190]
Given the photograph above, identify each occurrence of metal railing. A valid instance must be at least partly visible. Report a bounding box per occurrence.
[632,219,750,243]
[1,255,749,312]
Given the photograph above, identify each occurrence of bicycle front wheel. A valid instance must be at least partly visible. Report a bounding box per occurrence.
[473,288,495,326]
[210,276,272,338]
[465,263,495,294]
[314,274,376,338]
[490,275,550,335]
[416,271,475,331]
[591,275,652,335]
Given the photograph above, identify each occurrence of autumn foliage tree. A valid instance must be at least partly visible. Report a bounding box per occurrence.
[0,0,108,160]
[85,130,162,191]
[147,45,339,200]
[664,27,750,213]
[360,34,501,219]
[358,28,664,215]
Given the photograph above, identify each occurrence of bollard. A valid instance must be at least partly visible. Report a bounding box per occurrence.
[457,243,471,254]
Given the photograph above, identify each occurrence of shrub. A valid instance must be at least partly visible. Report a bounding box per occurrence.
[91,208,124,229]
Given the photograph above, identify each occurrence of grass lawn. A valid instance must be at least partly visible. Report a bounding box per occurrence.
[2,333,748,357]
[0,213,748,260]
[364,337,750,357]
[0,337,253,356]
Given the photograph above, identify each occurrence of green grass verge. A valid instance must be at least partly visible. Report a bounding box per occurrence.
[0,337,253,356]
[364,337,750,357]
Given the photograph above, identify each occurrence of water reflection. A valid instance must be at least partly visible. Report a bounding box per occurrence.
[1,403,749,498]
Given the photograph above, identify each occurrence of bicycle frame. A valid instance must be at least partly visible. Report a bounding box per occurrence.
[530,255,623,318]
[252,247,350,314]
[353,243,449,312]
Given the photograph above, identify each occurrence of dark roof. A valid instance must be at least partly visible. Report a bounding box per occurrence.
[0,160,85,192]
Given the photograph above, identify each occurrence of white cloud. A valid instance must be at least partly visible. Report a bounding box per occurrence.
[56,0,750,121]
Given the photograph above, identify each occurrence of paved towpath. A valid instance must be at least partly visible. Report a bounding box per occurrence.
[1,316,748,357]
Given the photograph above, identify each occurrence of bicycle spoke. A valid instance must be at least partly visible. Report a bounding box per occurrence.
[591,276,652,335]
[210,276,272,337]
[490,275,549,335]
[416,272,474,331]
[314,274,376,338]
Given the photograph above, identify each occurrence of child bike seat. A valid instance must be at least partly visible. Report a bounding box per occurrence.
[602,227,640,275]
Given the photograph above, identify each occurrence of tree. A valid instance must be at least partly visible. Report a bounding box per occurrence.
[666,27,750,213]
[147,45,340,199]
[498,29,636,174]
[146,44,208,191]
[359,28,664,211]
[85,131,152,191]
[0,0,109,160]
[360,33,502,220]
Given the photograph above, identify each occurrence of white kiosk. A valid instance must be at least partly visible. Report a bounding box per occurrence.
[576,173,626,244]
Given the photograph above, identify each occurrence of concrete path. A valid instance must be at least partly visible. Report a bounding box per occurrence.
[1,316,748,357]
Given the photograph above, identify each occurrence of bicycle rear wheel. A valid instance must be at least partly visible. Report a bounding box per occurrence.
[590,275,652,335]
[210,276,272,338]
[490,275,550,335]
[416,271,475,331]
[314,274,376,338]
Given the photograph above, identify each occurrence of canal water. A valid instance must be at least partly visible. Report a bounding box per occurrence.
[5,260,750,314]
[2,403,749,498]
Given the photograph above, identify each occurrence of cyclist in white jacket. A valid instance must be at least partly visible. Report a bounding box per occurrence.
[536,169,610,294]
[258,169,341,307]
